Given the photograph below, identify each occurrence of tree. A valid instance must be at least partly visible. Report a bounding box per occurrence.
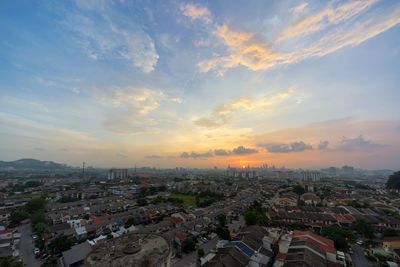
[25,197,47,214]
[291,222,306,231]
[387,171,400,189]
[293,185,305,195]
[217,214,227,227]
[244,210,258,226]
[197,248,205,261]
[216,226,231,240]
[0,256,24,267]
[42,256,58,267]
[25,181,43,188]
[34,222,49,238]
[125,217,136,227]
[49,235,74,255]
[30,210,46,225]
[352,218,376,239]
[383,228,398,237]
[10,209,29,226]
[137,198,147,206]
[185,236,197,251]
[321,225,354,251]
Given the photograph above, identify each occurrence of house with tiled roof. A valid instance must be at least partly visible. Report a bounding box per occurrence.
[283,230,338,266]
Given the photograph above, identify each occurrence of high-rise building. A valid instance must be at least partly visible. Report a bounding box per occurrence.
[108,168,128,180]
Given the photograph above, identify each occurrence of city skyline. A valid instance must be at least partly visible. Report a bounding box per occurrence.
[1,0,400,169]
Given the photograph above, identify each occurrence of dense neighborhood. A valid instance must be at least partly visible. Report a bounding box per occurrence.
[0,161,400,266]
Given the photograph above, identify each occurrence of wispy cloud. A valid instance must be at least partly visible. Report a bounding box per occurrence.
[145,155,163,159]
[290,3,308,15]
[195,87,294,128]
[180,3,212,24]
[116,153,128,159]
[64,3,159,73]
[99,87,164,114]
[0,112,95,142]
[197,0,400,75]
[35,76,56,87]
[280,0,379,41]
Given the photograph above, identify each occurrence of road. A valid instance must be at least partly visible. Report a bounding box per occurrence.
[269,189,282,205]
[350,244,372,267]
[172,237,218,267]
[18,223,41,267]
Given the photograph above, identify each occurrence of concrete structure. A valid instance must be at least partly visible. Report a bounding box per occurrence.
[108,168,128,180]
[85,233,171,267]
[299,171,322,182]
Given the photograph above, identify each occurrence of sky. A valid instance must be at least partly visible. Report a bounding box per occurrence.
[1,0,400,169]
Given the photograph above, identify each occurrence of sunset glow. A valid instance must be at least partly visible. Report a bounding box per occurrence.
[1,0,400,169]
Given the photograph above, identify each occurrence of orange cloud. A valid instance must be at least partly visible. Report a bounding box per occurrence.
[180,3,212,24]
[279,0,379,42]
[198,1,400,75]
[195,87,294,128]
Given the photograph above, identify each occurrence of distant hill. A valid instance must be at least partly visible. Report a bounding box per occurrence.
[0,158,69,171]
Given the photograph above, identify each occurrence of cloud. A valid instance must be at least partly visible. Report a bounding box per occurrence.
[0,112,95,142]
[70,87,80,94]
[180,3,212,24]
[214,149,230,156]
[198,24,283,75]
[116,153,128,159]
[336,135,385,151]
[35,76,56,87]
[98,87,165,115]
[290,3,308,15]
[198,1,400,75]
[280,0,379,41]
[64,6,159,73]
[194,105,232,128]
[232,146,258,155]
[180,146,258,158]
[92,87,165,134]
[259,141,313,153]
[195,87,293,128]
[318,140,329,150]
[33,147,46,152]
[104,114,150,134]
[146,155,163,159]
[180,151,213,158]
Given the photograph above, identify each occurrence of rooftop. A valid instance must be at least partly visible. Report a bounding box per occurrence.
[85,233,170,267]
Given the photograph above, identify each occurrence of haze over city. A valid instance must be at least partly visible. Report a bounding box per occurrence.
[1,0,400,169]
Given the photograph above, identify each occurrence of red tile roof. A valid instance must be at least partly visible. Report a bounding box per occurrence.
[175,232,187,241]
[90,216,102,224]
[0,229,12,235]
[276,253,286,260]
[293,230,336,254]
[333,214,352,223]
[170,216,182,225]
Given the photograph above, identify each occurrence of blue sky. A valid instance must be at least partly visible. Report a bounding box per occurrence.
[1,0,400,169]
